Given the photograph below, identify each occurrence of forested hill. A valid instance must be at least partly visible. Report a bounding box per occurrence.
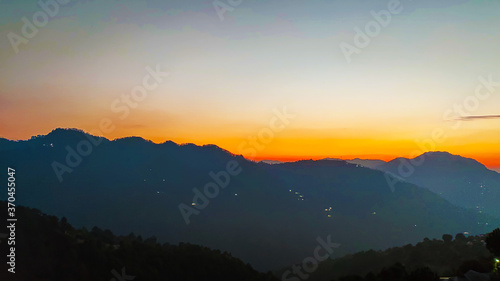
[0,201,278,281]
[301,233,496,281]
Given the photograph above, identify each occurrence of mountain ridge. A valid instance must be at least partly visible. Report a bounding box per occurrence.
[376,152,500,218]
[1,128,498,270]
[2,128,496,173]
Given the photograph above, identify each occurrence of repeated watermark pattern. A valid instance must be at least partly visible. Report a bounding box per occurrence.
[282,235,340,281]
[179,106,296,225]
[213,0,244,21]
[339,0,407,63]
[384,74,500,192]
[238,106,296,157]
[7,0,73,54]
[51,65,169,182]
[178,160,242,225]
[110,267,135,281]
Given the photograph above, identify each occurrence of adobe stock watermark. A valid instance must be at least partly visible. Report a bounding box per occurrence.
[51,65,169,182]
[238,106,296,157]
[282,235,340,281]
[178,160,243,225]
[178,106,295,225]
[339,0,405,63]
[7,0,73,54]
[384,74,500,192]
[110,267,135,281]
[213,0,243,21]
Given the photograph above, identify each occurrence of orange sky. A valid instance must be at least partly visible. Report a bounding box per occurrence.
[4,124,500,170]
[1,1,500,171]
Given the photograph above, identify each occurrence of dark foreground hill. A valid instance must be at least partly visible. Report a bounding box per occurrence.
[0,201,278,281]
[301,233,495,281]
[0,128,498,270]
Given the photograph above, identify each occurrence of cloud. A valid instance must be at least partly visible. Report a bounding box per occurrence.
[457,115,500,121]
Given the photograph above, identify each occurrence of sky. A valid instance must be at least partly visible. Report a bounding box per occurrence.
[1,0,500,169]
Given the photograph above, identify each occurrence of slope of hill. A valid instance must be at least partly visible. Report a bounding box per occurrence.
[0,129,498,270]
[0,201,278,281]
[377,151,500,218]
[304,234,494,281]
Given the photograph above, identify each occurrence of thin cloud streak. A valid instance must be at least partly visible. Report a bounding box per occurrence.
[456,115,500,121]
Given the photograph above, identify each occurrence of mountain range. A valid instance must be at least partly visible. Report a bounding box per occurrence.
[374,152,500,218]
[0,128,498,271]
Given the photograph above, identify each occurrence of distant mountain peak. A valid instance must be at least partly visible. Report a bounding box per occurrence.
[47,127,87,136]
[376,150,500,217]
[43,128,108,145]
[45,128,96,140]
[50,127,84,133]
[113,136,151,144]
[415,151,486,168]
[420,151,455,158]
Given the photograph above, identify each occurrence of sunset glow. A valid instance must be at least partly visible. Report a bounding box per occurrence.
[1,0,500,170]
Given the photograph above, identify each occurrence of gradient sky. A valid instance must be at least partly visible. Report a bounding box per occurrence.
[1,0,500,169]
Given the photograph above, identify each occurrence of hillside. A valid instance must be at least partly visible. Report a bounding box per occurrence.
[0,128,498,270]
[377,151,500,218]
[0,201,278,281]
[304,234,494,281]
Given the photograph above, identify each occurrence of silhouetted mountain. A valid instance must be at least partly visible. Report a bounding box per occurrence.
[0,129,498,271]
[323,158,386,169]
[259,160,284,165]
[376,151,500,218]
[0,201,278,281]
[346,158,386,170]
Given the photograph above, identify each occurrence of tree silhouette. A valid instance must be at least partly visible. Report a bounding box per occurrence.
[455,233,466,242]
[408,267,439,281]
[486,228,500,256]
[442,234,453,243]
[378,263,407,281]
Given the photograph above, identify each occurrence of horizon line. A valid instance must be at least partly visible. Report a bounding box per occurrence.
[3,127,500,171]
